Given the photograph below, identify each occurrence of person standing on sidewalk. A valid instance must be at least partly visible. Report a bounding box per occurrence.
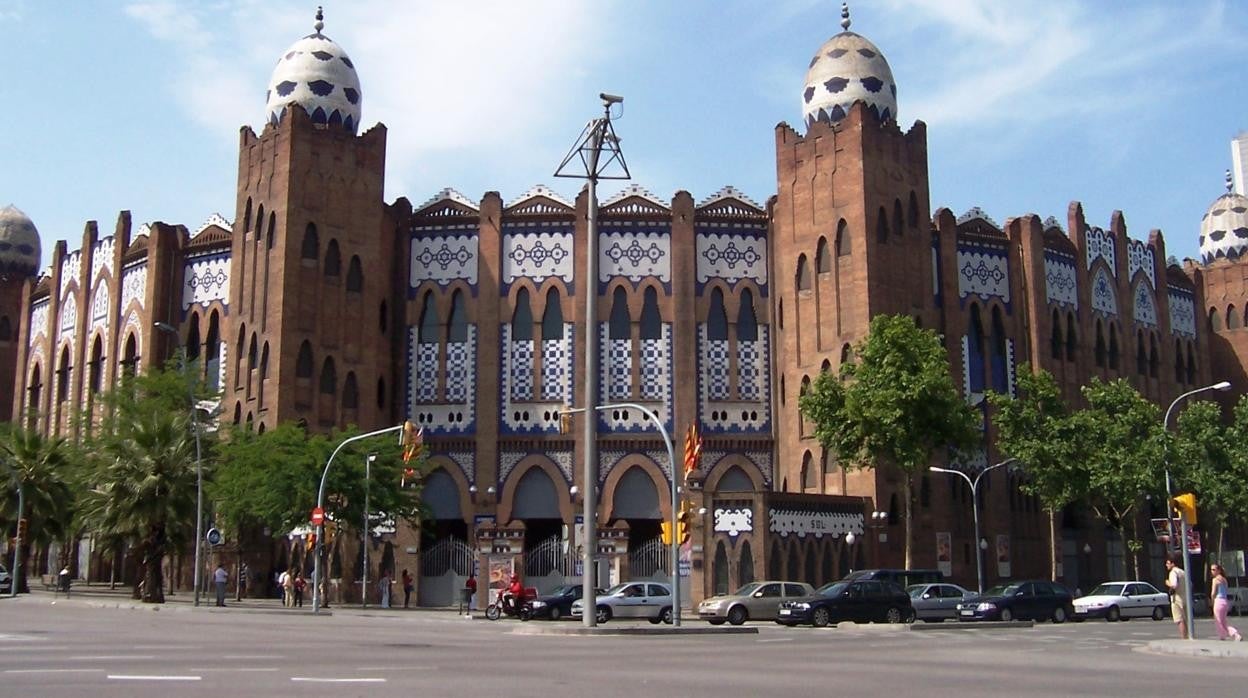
[281,569,295,608]
[213,563,228,607]
[1211,563,1242,641]
[1165,554,1189,639]
[379,570,392,608]
[293,573,306,608]
[401,569,413,609]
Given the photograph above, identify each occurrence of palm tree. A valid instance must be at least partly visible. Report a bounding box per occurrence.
[79,410,197,603]
[0,427,73,594]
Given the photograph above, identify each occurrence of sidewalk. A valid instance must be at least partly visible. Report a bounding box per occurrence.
[1142,639,1248,659]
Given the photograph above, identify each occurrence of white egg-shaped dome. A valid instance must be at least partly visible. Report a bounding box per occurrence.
[0,204,41,277]
[264,9,361,133]
[1200,188,1248,265]
[802,6,897,128]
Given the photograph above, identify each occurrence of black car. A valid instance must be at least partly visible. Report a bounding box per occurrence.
[843,568,944,588]
[776,579,915,627]
[957,580,1074,623]
[528,584,600,620]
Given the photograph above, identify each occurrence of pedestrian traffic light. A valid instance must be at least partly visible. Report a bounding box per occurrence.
[16,518,27,541]
[660,521,673,546]
[1172,493,1198,526]
[559,409,574,435]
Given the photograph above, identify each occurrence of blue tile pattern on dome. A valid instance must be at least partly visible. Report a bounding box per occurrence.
[802,6,897,128]
[1199,185,1248,265]
[264,9,362,133]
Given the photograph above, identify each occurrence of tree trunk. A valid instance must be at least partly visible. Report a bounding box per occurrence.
[1128,514,1142,581]
[142,525,166,604]
[903,474,914,570]
[1048,509,1060,582]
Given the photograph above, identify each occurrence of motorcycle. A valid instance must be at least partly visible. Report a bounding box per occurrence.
[485,588,533,621]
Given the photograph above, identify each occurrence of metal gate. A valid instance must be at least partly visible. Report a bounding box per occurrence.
[418,538,474,607]
[523,535,571,593]
[629,536,669,581]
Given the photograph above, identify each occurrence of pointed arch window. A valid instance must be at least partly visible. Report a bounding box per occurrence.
[836,219,851,256]
[122,334,139,376]
[247,335,258,376]
[206,311,221,391]
[640,287,661,340]
[989,306,1007,390]
[296,340,314,378]
[28,365,42,418]
[893,199,904,236]
[244,198,253,234]
[343,371,359,409]
[418,292,438,344]
[511,288,534,341]
[1108,325,1121,370]
[541,288,563,340]
[266,213,276,250]
[1050,309,1063,360]
[1186,345,1196,384]
[186,315,202,362]
[840,343,852,365]
[234,324,246,384]
[876,207,888,244]
[302,223,319,260]
[56,348,71,403]
[89,335,104,394]
[319,357,337,395]
[255,205,265,244]
[1230,305,1241,330]
[968,305,986,393]
[1149,334,1159,378]
[1094,321,1106,368]
[324,239,341,277]
[707,288,729,341]
[738,541,755,587]
[801,451,815,490]
[448,290,467,342]
[1136,330,1147,375]
[796,255,811,292]
[816,237,830,273]
[346,256,363,292]
[1210,307,1222,332]
[258,342,269,405]
[1066,312,1077,361]
[737,288,758,342]
[908,191,920,228]
[608,287,630,340]
[1174,339,1185,384]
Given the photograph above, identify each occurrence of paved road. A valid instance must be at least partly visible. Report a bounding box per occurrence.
[1,597,1245,697]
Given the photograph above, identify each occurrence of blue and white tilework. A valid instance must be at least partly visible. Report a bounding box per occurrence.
[961,335,985,407]
[603,328,633,401]
[407,325,477,435]
[1085,227,1116,274]
[957,243,1010,308]
[410,231,478,290]
[696,231,767,290]
[598,324,673,433]
[28,299,49,349]
[1005,339,1017,398]
[540,331,574,404]
[947,446,989,473]
[502,225,574,288]
[598,449,672,486]
[703,451,774,487]
[500,324,574,434]
[91,237,114,285]
[1091,267,1118,318]
[499,449,573,486]
[120,311,143,357]
[1168,288,1197,338]
[60,250,81,287]
[599,225,671,285]
[697,325,771,434]
[696,186,765,216]
[1133,283,1158,328]
[1127,240,1156,289]
[445,338,471,403]
[58,293,77,344]
[90,286,110,334]
[120,263,147,312]
[769,508,863,539]
[446,451,476,486]
[738,338,763,401]
[1043,250,1078,309]
[182,253,230,313]
[509,336,535,402]
[639,338,666,400]
[704,338,730,400]
[265,17,362,133]
[714,508,753,537]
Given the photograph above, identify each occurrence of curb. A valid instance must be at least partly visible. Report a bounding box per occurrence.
[907,620,1034,631]
[509,624,759,636]
[1138,640,1248,659]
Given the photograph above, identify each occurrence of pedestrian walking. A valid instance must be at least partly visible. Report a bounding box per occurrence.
[1165,554,1189,639]
[401,569,413,609]
[379,571,391,608]
[281,569,295,608]
[239,562,249,600]
[1211,563,1242,641]
[213,563,228,607]
[293,573,306,608]
[463,574,477,616]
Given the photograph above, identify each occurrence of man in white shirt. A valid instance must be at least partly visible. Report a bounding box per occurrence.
[213,564,229,607]
[1165,554,1188,639]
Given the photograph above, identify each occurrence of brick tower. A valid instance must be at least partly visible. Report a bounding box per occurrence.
[0,205,42,424]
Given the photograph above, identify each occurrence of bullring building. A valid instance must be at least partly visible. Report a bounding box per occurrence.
[4,8,1248,605]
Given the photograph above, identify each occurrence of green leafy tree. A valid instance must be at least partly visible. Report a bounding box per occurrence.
[988,365,1089,581]
[800,314,980,568]
[1073,378,1167,580]
[0,426,74,593]
[1172,397,1248,554]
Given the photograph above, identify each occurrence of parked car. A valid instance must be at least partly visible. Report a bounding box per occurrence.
[528,584,603,621]
[844,569,944,588]
[957,580,1074,623]
[776,579,914,627]
[1073,581,1170,621]
[698,581,815,625]
[570,582,673,624]
[906,582,976,622]
[0,563,9,594]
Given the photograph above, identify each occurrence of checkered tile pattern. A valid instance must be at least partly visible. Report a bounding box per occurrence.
[606,337,632,400]
[541,334,571,401]
[738,339,761,401]
[412,329,439,403]
[704,337,730,400]
[510,339,534,401]
[640,338,666,400]
[445,339,471,402]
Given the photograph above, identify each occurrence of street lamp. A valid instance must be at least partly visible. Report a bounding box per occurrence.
[154,321,205,607]
[361,453,376,608]
[930,458,1016,593]
[1162,380,1231,640]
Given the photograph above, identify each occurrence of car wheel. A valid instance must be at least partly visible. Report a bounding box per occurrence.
[485,604,501,621]
[1052,606,1068,624]
[812,607,832,628]
[660,607,674,625]
[1106,606,1120,622]
[519,606,533,621]
[595,606,611,624]
[885,607,903,624]
[708,618,726,626]
[1152,606,1166,621]
[649,615,661,625]
[727,606,748,626]
[999,608,1014,622]
[549,606,562,621]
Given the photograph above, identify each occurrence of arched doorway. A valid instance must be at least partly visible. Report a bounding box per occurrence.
[612,466,666,581]
[513,468,566,592]
[418,468,471,606]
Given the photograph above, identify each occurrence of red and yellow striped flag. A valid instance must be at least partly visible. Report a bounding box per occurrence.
[683,422,702,478]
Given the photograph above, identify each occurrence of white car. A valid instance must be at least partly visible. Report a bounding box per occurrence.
[1073,581,1169,621]
[570,582,673,624]
[0,563,10,593]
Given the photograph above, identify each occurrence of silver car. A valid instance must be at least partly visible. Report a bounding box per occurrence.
[698,581,815,625]
[570,582,673,624]
[907,583,976,622]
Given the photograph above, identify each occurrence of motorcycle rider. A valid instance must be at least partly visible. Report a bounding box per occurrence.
[504,574,524,614]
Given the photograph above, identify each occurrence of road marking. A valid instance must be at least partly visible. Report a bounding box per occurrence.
[70,655,156,660]
[222,654,284,659]
[0,646,70,652]
[134,645,198,650]
[757,638,794,643]
[5,668,99,674]
[107,675,202,681]
[189,667,279,673]
[354,666,438,671]
[292,677,387,683]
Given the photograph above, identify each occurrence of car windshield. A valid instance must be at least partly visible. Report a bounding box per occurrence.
[906,585,929,598]
[732,583,763,597]
[1087,583,1125,597]
[548,585,579,597]
[603,584,630,596]
[983,584,1020,597]
[815,582,849,597]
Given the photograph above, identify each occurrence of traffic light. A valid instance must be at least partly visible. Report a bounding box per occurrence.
[559,409,574,435]
[1172,493,1198,526]
[660,521,673,546]
[16,518,27,542]
[677,506,693,546]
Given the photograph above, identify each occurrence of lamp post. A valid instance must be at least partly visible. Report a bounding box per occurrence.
[845,531,858,572]
[361,453,375,608]
[930,458,1016,593]
[1163,380,1231,640]
[555,93,630,628]
[154,321,204,607]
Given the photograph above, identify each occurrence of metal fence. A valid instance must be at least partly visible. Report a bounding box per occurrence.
[420,537,474,577]
[523,535,572,578]
[629,536,669,578]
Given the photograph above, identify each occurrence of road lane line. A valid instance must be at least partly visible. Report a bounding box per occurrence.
[757,638,794,643]
[189,667,279,672]
[292,677,386,683]
[107,675,202,681]
[222,654,284,659]
[5,669,100,674]
[70,655,156,660]
[354,666,438,671]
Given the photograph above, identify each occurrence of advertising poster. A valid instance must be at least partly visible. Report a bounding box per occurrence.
[936,532,952,577]
[486,555,514,606]
[996,534,1011,578]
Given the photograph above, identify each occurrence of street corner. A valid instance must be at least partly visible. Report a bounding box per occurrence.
[1139,639,1248,659]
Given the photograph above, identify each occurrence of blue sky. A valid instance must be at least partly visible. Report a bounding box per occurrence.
[2,0,1245,270]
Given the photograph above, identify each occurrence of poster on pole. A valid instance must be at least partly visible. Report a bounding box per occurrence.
[996,534,1011,578]
[936,532,952,577]
[486,555,514,606]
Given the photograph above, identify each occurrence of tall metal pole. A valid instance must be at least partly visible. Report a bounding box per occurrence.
[362,454,372,608]
[555,93,629,629]
[155,322,203,607]
[1163,381,1230,640]
[931,458,1014,594]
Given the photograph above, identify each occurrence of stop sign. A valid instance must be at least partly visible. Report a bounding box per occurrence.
[310,507,325,526]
